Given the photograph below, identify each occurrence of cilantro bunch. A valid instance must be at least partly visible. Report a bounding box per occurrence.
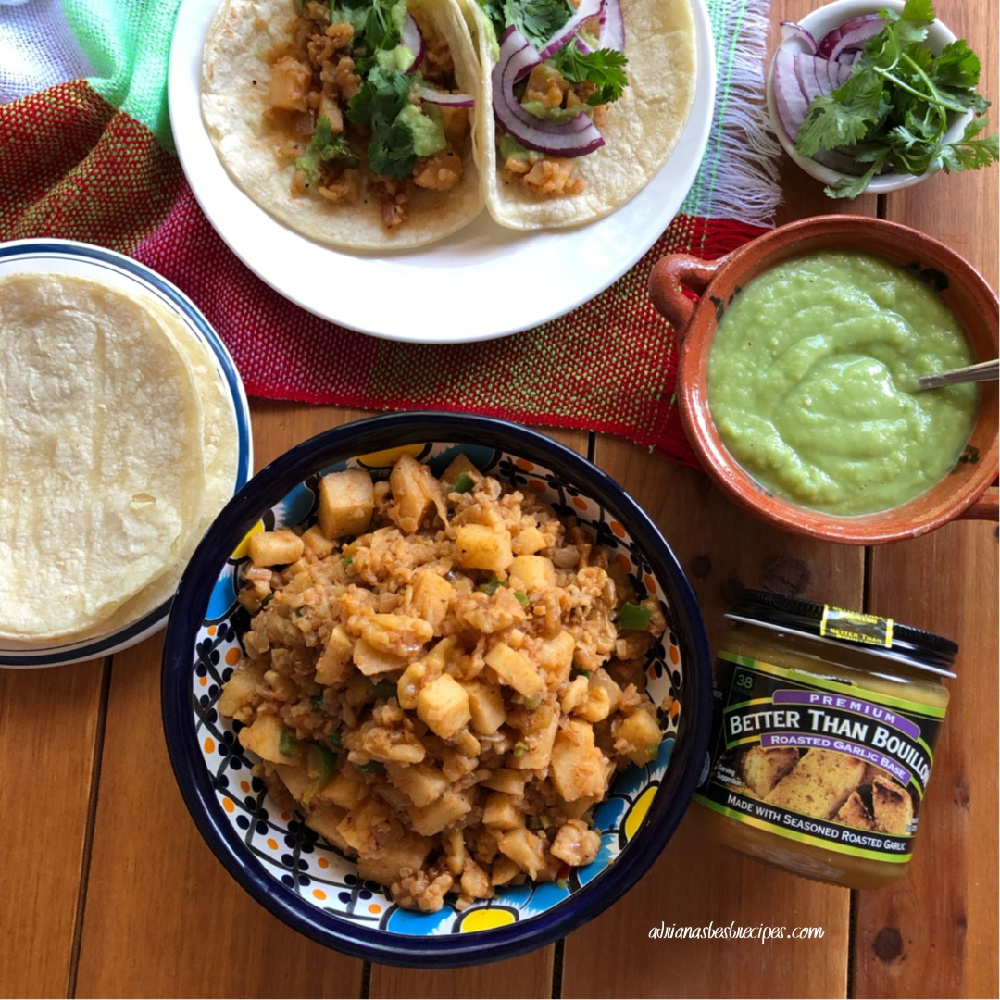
[795,0,999,198]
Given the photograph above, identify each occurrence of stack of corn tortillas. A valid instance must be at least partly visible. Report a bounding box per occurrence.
[0,271,240,647]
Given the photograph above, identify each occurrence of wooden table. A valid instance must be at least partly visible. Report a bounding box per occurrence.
[2,1,995,996]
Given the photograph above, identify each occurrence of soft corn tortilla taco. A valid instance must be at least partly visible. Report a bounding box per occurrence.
[202,0,484,249]
[466,0,697,230]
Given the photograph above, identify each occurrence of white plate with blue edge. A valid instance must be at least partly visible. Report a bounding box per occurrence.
[0,239,254,669]
[168,0,717,344]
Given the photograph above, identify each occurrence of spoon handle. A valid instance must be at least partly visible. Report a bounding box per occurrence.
[917,358,1000,389]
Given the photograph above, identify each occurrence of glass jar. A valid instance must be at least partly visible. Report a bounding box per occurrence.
[694,590,956,889]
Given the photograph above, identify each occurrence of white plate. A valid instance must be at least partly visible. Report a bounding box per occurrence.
[0,239,253,669]
[168,0,716,344]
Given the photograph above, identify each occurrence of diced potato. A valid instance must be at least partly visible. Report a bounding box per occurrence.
[463,676,506,735]
[315,624,354,685]
[357,829,435,887]
[614,708,663,767]
[314,770,369,810]
[491,856,522,886]
[302,802,351,853]
[512,525,547,555]
[454,523,513,574]
[559,674,589,714]
[390,455,439,533]
[301,524,334,559]
[247,529,304,567]
[550,720,611,802]
[511,704,558,771]
[268,55,310,111]
[508,555,556,593]
[481,768,528,796]
[485,642,544,699]
[408,791,473,836]
[318,469,374,539]
[409,569,455,634]
[217,664,265,719]
[483,793,525,831]
[337,797,391,854]
[537,630,575,687]
[239,713,297,765]
[352,637,409,676]
[496,828,547,879]
[385,762,450,808]
[417,673,471,739]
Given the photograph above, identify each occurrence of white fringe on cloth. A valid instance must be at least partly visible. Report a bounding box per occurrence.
[683,0,783,228]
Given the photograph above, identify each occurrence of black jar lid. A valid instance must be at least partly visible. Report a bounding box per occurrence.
[726,589,958,677]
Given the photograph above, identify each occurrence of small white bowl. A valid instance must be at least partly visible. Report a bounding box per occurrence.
[767,0,969,194]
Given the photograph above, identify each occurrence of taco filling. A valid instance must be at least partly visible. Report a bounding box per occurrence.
[202,0,483,247]
[266,0,475,228]
[476,0,629,198]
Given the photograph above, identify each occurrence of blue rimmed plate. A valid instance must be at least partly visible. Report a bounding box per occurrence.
[162,412,711,967]
[0,239,253,668]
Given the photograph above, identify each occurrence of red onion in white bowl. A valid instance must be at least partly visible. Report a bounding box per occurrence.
[766,0,974,195]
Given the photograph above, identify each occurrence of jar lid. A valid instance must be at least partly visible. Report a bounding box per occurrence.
[726,589,958,677]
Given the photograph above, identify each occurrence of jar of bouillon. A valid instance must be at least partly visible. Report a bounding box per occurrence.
[694,590,956,888]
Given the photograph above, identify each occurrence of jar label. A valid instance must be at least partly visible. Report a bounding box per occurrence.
[820,606,894,648]
[695,652,944,863]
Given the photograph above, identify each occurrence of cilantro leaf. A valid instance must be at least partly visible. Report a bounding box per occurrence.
[507,0,570,46]
[553,41,629,106]
[347,67,419,179]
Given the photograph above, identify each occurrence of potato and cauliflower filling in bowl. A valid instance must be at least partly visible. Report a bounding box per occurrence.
[162,414,711,966]
[220,452,669,913]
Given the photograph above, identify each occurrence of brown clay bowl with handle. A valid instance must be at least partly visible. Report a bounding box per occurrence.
[647,215,999,545]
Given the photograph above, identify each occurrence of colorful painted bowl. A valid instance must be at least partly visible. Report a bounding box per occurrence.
[767,0,970,195]
[161,412,712,967]
[648,215,999,544]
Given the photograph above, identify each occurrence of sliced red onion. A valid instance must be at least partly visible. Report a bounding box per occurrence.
[779,20,817,54]
[418,86,475,108]
[401,11,424,71]
[772,47,809,141]
[599,0,625,53]
[817,14,884,60]
[492,25,605,156]
[537,0,605,61]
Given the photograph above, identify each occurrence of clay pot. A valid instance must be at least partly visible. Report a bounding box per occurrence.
[648,215,999,544]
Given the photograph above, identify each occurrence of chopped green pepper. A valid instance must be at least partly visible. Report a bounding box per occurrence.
[618,603,653,631]
[278,729,299,758]
[452,472,474,494]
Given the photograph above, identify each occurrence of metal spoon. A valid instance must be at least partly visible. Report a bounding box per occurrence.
[916,358,1000,390]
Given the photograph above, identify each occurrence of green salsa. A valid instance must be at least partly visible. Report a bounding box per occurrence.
[707,252,978,516]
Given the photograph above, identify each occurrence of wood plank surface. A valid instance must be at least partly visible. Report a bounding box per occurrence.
[0,660,106,999]
[855,2,999,995]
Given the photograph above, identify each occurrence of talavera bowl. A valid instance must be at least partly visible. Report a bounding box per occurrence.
[161,412,712,967]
